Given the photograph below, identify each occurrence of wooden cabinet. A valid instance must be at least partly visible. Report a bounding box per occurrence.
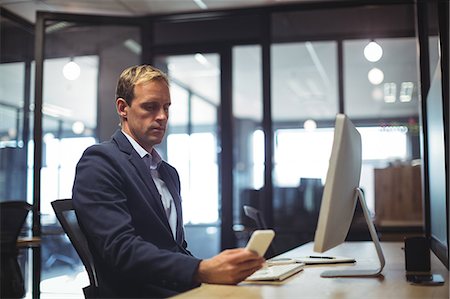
[374,164,423,227]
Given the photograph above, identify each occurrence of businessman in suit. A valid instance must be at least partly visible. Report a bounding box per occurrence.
[72,65,264,298]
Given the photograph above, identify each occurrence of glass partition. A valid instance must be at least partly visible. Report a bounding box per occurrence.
[270,4,420,249]
[39,20,141,297]
[344,38,419,118]
[155,53,221,259]
[0,62,28,200]
[231,45,263,245]
[343,37,421,233]
[270,41,338,253]
[271,41,338,121]
[0,12,35,297]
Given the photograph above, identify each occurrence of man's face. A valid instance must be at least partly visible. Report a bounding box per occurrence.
[118,79,171,152]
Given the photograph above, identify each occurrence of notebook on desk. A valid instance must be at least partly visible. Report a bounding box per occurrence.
[245,263,305,281]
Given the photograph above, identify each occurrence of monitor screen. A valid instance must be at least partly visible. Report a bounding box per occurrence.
[313,114,362,253]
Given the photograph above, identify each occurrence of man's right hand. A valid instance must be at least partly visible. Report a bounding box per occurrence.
[194,248,264,285]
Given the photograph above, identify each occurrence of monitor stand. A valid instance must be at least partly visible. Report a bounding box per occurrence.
[320,187,386,277]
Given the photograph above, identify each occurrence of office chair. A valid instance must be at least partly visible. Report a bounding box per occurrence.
[51,199,98,298]
[242,205,276,258]
[0,201,32,298]
[243,205,268,229]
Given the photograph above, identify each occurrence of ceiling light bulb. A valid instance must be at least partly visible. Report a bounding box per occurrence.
[63,60,81,80]
[364,41,383,62]
[194,53,209,66]
[43,133,55,143]
[72,121,85,134]
[368,68,384,85]
[303,119,317,131]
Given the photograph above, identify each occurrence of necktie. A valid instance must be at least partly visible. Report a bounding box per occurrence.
[144,155,177,239]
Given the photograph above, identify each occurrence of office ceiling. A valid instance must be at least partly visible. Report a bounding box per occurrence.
[0,0,328,23]
[0,0,423,138]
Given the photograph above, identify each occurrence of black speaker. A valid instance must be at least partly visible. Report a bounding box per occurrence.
[404,236,431,273]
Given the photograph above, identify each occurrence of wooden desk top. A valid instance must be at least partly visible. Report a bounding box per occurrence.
[173,242,449,299]
[16,236,41,248]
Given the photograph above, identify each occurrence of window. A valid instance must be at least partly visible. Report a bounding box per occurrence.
[272,125,408,212]
[232,45,263,231]
[157,53,221,258]
[344,38,419,118]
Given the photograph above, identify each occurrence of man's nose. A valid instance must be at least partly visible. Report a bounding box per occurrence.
[156,108,168,120]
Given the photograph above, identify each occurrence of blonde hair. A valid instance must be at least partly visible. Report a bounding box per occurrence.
[115,65,169,105]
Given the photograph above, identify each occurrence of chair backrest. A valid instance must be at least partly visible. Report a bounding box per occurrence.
[0,201,32,249]
[243,205,268,229]
[0,201,32,298]
[51,199,98,297]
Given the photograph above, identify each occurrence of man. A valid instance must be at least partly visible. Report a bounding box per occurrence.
[72,65,264,298]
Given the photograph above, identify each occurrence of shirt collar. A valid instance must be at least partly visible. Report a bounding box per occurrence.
[121,130,162,169]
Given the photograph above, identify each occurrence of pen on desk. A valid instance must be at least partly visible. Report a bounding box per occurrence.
[308,256,335,259]
[266,258,297,265]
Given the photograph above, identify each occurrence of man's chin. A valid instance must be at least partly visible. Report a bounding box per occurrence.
[148,137,164,147]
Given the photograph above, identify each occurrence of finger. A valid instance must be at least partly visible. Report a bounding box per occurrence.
[237,256,265,270]
[229,248,263,262]
[229,257,264,279]
[222,248,245,255]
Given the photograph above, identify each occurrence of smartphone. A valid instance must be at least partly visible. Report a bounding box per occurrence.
[406,274,445,286]
[245,229,275,257]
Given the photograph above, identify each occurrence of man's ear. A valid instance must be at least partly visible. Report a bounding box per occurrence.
[116,98,128,119]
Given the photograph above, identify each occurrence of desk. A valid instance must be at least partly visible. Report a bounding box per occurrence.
[173,242,449,299]
[17,236,41,248]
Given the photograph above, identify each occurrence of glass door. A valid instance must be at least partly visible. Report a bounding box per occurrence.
[155,53,221,258]
[271,41,339,253]
[231,45,264,247]
[39,19,141,297]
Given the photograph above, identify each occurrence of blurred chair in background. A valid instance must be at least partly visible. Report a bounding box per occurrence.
[0,201,32,298]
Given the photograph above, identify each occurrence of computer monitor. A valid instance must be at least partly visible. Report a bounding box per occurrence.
[313,114,385,277]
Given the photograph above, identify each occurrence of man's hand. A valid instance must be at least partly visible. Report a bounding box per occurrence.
[195,248,264,285]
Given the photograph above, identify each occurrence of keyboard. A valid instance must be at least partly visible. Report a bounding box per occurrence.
[245,263,305,281]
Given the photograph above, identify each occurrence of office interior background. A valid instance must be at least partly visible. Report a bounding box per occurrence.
[0,0,449,297]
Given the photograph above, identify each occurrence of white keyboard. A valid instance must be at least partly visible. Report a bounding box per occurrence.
[245,263,305,281]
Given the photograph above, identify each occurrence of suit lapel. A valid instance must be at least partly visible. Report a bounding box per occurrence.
[159,163,184,244]
[112,130,172,235]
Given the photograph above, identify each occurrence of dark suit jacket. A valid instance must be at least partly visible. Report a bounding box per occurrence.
[72,130,201,298]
